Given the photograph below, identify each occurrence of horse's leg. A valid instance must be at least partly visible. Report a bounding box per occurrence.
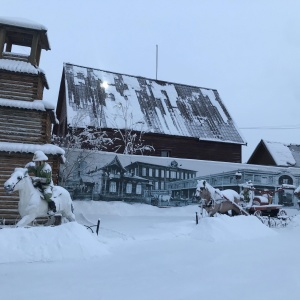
[65,212,76,222]
[209,206,217,217]
[231,206,241,216]
[16,214,37,227]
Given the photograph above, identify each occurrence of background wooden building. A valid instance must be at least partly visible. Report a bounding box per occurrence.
[247,139,300,167]
[0,18,64,224]
[53,63,246,163]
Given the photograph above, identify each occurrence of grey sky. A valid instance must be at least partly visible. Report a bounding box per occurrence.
[3,0,300,162]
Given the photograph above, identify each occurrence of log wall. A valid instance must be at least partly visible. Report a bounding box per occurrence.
[0,107,51,144]
[0,72,44,101]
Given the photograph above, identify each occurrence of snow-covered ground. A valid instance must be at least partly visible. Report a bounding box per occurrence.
[1,201,300,300]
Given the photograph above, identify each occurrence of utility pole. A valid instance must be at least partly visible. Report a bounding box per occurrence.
[156,44,158,80]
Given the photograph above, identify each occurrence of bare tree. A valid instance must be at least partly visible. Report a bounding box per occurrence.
[52,111,113,187]
[111,101,155,155]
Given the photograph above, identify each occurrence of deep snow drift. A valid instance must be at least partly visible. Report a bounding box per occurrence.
[0,201,278,264]
[1,201,300,300]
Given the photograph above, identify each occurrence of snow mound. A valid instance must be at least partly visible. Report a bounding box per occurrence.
[288,214,300,227]
[190,215,277,242]
[0,222,108,264]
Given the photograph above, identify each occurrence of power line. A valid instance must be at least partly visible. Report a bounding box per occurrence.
[240,125,300,130]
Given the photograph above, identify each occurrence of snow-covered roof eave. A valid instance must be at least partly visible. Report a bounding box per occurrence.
[0,17,48,31]
[198,137,246,145]
[0,59,49,89]
[82,126,246,145]
[0,142,65,163]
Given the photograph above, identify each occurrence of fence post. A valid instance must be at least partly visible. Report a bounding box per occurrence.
[96,218,101,235]
[195,212,198,225]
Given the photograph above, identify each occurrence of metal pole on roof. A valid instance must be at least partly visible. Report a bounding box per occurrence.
[156,44,158,80]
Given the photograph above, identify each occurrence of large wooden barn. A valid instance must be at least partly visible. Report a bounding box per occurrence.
[53,63,246,162]
[0,18,64,224]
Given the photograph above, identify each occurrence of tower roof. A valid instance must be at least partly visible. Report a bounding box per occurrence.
[0,17,50,50]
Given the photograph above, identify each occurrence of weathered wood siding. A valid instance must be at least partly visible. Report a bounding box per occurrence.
[0,107,52,144]
[142,134,242,163]
[101,129,242,163]
[0,72,44,100]
[247,146,275,166]
[0,152,60,224]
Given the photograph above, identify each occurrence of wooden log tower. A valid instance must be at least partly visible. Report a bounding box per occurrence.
[0,17,64,224]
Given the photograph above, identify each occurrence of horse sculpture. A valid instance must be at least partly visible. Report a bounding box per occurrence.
[4,168,76,227]
[195,180,248,217]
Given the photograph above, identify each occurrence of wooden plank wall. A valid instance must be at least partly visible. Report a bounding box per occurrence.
[0,152,61,225]
[99,129,242,163]
[0,72,44,100]
[142,134,242,163]
[0,107,51,144]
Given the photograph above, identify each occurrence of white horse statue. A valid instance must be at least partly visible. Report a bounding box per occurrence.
[4,167,76,227]
[195,180,248,217]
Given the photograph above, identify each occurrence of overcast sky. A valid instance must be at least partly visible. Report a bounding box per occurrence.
[2,0,300,162]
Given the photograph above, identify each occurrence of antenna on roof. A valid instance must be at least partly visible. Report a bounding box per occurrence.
[156,44,158,80]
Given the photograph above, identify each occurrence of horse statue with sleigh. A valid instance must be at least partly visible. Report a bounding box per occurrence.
[195,180,249,217]
[195,179,287,218]
[4,167,76,227]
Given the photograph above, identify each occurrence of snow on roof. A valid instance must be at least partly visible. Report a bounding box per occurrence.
[0,59,44,74]
[0,98,51,111]
[0,142,65,156]
[0,17,47,31]
[63,63,246,144]
[263,140,296,166]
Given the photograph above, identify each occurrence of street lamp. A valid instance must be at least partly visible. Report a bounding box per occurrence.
[235,171,242,192]
[235,171,242,181]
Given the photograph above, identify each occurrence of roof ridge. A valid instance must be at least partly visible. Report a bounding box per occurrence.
[63,62,217,91]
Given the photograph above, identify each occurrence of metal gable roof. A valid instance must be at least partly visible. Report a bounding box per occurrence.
[63,63,245,144]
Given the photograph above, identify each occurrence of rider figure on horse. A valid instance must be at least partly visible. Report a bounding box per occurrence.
[25,150,57,215]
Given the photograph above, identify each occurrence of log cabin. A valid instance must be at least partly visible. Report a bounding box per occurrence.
[53,63,246,162]
[0,17,64,224]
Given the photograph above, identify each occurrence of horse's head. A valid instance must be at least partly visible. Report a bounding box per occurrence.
[4,168,28,193]
[195,180,211,200]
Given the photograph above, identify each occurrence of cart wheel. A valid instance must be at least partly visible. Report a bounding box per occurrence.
[277,209,287,217]
[254,210,262,217]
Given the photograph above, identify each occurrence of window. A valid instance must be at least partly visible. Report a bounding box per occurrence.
[171,171,176,179]
[136,183,142,194]
[154,182,159,190]
[155,169,159,177]
[126,183,132,194]
[109,181,116,192]
[149,168,153,177]
[161,182,165,190]
[261,176,267,184]
[161,170,164,178]
[166,170,169,178]
[161,150,170,157]
[142,167,146,176]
